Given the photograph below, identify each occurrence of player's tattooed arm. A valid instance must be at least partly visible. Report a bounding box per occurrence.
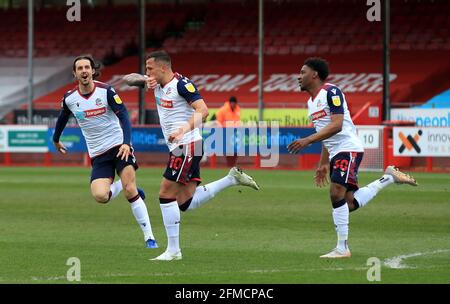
[123,73,147,87]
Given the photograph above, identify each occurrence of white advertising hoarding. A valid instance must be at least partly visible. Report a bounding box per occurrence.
[0,125,48,152]
[393,127,450,156]
[391,108,450,127]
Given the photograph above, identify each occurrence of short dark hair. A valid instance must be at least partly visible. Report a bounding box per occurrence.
[147,50,172,67]
[229,96,237,103]
[304,57,329,81]
[73,54,101,79]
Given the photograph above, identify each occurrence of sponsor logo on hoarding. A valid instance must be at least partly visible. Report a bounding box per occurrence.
[398,130,422,154]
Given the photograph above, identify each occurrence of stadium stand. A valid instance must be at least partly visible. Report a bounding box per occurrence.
[1,1,449,59]
[163,0,450,55]
[0,4,193,60]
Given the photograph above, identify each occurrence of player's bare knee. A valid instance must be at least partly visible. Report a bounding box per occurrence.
[159,189,173,199]
[93,192,110,204]
[123,182,137,197]
[330,190,342,202]
[330,185,346,203]
[159,185,175,198]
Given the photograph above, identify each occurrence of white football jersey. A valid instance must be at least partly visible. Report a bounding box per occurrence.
[63,81,124,157]
[154,72,203,152]
[307,83,363,159]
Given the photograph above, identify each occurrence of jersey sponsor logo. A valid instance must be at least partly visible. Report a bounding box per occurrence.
[332,95,341,106]
[159,99,173,108]
[184,83,196,93]
[84,107,107,118]
[310,109,327,121]
[113,94,123,104]
[74,111,86,121]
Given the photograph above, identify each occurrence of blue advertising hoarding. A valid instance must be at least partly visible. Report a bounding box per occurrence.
[48,127,321,155]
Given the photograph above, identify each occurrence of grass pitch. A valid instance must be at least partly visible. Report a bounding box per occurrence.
[0,167,449,283]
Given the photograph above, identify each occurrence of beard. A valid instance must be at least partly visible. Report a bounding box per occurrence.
[79,76,90,85]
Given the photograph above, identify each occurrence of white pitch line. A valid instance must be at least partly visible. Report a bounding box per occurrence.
[29,266,373,282]
[384,249,450,269]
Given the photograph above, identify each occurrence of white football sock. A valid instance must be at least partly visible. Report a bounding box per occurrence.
[109,180,123,200]
[332,203,349,252]
[353,174,394,208]
[160,201,181,254]
[187,176,237,211]
[130,197,154,240]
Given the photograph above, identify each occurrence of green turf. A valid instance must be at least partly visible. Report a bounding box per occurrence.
[0,167,449,283]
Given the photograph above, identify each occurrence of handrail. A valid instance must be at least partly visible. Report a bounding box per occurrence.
[352,101,372,122]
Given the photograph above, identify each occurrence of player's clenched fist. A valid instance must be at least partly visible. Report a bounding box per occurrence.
[146,76,158,90]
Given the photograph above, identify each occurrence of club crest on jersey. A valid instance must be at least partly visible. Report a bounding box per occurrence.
[184,83,195,93]
[332,95,341,107]
[113,94,122,104]
[165,87,172,95]
[95,98,103,107]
